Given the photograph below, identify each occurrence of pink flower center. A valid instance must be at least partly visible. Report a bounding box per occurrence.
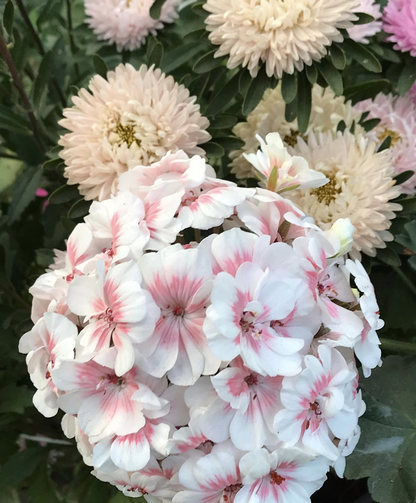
[126,487,147,495]
[102,247,115,258]
[244,374,258,387]
[270,320,283,329]
[98,308,114,325]
[240,310,257,333]
[65,273,75,282]
[172,305,185,317]
[108,374,125,386]
[223,483,243,502]
[270,471,286,485]
[310,401,322,416]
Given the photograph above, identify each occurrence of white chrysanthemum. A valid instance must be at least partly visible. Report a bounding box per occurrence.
[347,0,382,44]
[204,0,359,78]
[84,0,181,51]
[59,64,210,201]
[231,84,363,179]
[287,131,402,259]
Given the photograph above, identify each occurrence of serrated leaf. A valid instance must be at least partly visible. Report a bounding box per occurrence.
[67,199,91,219]
[49,184,80,204]
[345,356,416,503]
[243,67,271,115]
[394,171,414,186]
[93,54,108,78]
[149,0,166,19]
[317,59,343,95]
[7,166,43,224]
[204,72,241,117]
[376,247,401,266]
[193,50,223,74]
[297,72,312,134]
[341,39,382,73]
[398,64,416,97]
[3,0,14,37]
[281,72,297,104]
[33,51,54,111]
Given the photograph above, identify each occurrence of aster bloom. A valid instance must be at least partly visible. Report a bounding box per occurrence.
[18,313,77,417]
[288,131,402,259]
[274,345,358,461]
[348,0,382,43]
[84,0,181,52]
[244,133,328,193]
[230,85,363,180]
[237,447,329,503]
[59,64,210,201]
[355,93,416,194]
[67,260,160,376]
[204,0,359,78]
[383,0,416,57]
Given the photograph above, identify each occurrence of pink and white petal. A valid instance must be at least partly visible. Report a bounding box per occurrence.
[43,312,78,346]
[203,314,241,361]
[33,383,59,418]
[67,275,105,317]
[147,421,171,456]
[167,328,206,386]
[211,228,258,276]
[113,328,135,376]
[273,409,305,445]
[67,223,93,268]
[303,421,339,461]
[211,367,250,411]
[200,400,235,443]
[230,401,270,450]
[111,430,151,471]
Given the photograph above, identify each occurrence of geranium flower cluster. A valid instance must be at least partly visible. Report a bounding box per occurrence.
[20,146,383,502]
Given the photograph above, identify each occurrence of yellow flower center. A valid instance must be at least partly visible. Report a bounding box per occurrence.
[115,123,138,148]
[310,174,340,205]
[283,129,306,147]
[378,128,401,148]
[126,0,132,7]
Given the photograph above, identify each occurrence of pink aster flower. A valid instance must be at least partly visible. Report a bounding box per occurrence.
[237,447,329,503]
[136,244,220,385]
[273,345,358,461]
[410,83,416,105]
[67,260,160,376]
[348,0,382,44]
[383,0,416,56]
[18,313,77,417]
[173,441,244,503]
[195,357,282,451]
[355,92,416,194]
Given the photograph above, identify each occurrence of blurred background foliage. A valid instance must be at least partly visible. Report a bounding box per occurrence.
[0,0,416,502]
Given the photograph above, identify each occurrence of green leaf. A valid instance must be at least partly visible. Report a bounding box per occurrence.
[285,98,298,123]
[376,247,401,267]
[281,72,297,104]
[209,115,237,130]
[162,43,204,74]
[330,45,346,71]
[354,12,375,24]
[149,0,166,19]
[0,105,30,134]
[305,64,317,85]
[344,79,390,102]
[396,221,416,252]
[394,171,415,186]
[49,184,80,204]
[7,166,43,224]
[28,464,61,503]
[67,199,91,219]
[398,64,416,97]
[93,54,108,78]
[193,50,224,74]
[148,42,164,68]
[204,72,241,117]
[191,2,208,17]
[0,384,33,414]
[33,51,54,111]
[3,0,14,38]
[0,485,19,503]
[341,39,382,73]
[243,67,271,115]
[361,118,381,132]
[345,356,416,503]
[203,141,224,158]
[238,70,251,96]
[400,197,416,215]
[42,157,64,171]
[317,59,343,95]
[212,136,245,150]
[36,0,60,30]
[0,448,45,486]
[297,72,312,134]
[378,135,392,152]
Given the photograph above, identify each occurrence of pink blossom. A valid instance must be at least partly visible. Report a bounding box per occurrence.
[348,0,382,44]
[383,0,416,57]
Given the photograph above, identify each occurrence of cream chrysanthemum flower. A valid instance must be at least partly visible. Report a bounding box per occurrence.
[355,93,416,194]
[204,0,359,78]
[230,84,363,179]
[287,131,402,259]
[84,0,181,52]
[59,64,210,201]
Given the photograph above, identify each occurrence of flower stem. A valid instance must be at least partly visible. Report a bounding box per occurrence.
[0,33,45,152]
[392,266,416,298]
[380,338,416,355]
[65,0,80,76]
